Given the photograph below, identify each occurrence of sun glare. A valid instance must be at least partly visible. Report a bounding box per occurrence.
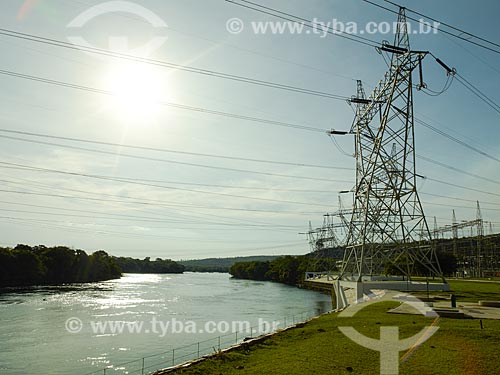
[102,62,167,123]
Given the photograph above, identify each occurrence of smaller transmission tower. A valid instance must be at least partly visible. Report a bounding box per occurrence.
[305,212,347,274]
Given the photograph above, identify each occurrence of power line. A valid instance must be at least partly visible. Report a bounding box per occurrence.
[0,182,324,216]
[2,7,498,232]
[226,0,379,48]
[418,111,495,155]
[4,54,497,172]
[65,0,358,80]
[438,31,500,77]
[69,0,362,82]
[360,0,500,55]
[455,73,500,116]
[0,161,336,208]
[425,177,500,199]
[4,162,499,219]
[0,200,197,225]
[0,215,164,240]
[0,164,335,194]
[0,135,351,183]
[422,201,500,212]
[0,213,306,251]
[2,69,498,185]
[4,141,499,217]
[417,155,500,187]
[0,206,301,231]
[0,28,350,101]
[5,178,498,239]
[0,198,302,229]
[383,0,500,51]
[0,69,330,134]
[4,200,496,247]
[0,165,334,225]
[0,174,323,226]
[0,128,350,171]
[415,117,500,164]
[1,67,498,182]
[421,192,500,207]
[0,214,299,241]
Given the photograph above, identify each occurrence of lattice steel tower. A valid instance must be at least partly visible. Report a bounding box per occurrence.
[340,8,444,281]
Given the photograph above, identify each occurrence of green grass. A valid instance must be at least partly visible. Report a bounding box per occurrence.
[162,281,500,375]
[167,304,500,374]
[434,280,500,302]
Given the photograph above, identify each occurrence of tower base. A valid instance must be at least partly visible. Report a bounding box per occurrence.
[334,277,450,310]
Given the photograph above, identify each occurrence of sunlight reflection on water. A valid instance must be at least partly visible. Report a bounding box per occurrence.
[0,273,331,375]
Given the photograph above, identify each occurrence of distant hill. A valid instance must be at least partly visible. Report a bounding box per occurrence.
[179,255,282,272]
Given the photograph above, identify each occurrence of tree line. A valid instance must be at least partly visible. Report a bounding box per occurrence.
[0,245,121,287]
[114,257,185,274]
[385,251,457,277]
[0,245,186,287]
[179,255,280,273]
[229,255,319,285]
[229,250,457,286]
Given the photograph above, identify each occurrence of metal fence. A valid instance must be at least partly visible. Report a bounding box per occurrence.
[83,309,326,375]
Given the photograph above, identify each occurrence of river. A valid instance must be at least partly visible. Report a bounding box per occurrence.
[0,273,332,375]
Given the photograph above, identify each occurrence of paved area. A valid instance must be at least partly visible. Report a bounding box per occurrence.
[388,299,500,320]
[437,300,500,320]
[306,275,335,284]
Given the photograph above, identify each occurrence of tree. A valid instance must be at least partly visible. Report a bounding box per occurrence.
[11,248,45,285]
[0,247,14,286]
[436,251,457,277]
[88,251,121,281]
[41,246,76,284]
[73,250,90,282]
[229,256,310,285]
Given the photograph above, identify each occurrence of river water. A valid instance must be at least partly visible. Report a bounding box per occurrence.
[0,273,332,375]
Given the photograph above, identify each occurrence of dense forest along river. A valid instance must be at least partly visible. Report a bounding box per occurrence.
[0,272,332,375]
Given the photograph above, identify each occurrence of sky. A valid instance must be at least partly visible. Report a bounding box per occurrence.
[0,0,499,260]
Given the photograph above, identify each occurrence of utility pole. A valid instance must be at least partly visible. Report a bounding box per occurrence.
[433,216,438,240]
[452,210,458,258]
[477,201,484,277]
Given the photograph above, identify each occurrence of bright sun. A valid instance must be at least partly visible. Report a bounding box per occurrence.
[102,62,167,123]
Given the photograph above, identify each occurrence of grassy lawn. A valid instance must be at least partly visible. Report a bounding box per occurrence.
[411,279,500,303]
[163,280,500,375]
[437,280,500,302]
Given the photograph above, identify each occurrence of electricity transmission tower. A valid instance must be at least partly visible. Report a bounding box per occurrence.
[338,8,445,282]
[304,212,345,276]
[434,202,486,277]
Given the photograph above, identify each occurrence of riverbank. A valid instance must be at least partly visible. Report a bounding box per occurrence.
[155,280,500,375]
